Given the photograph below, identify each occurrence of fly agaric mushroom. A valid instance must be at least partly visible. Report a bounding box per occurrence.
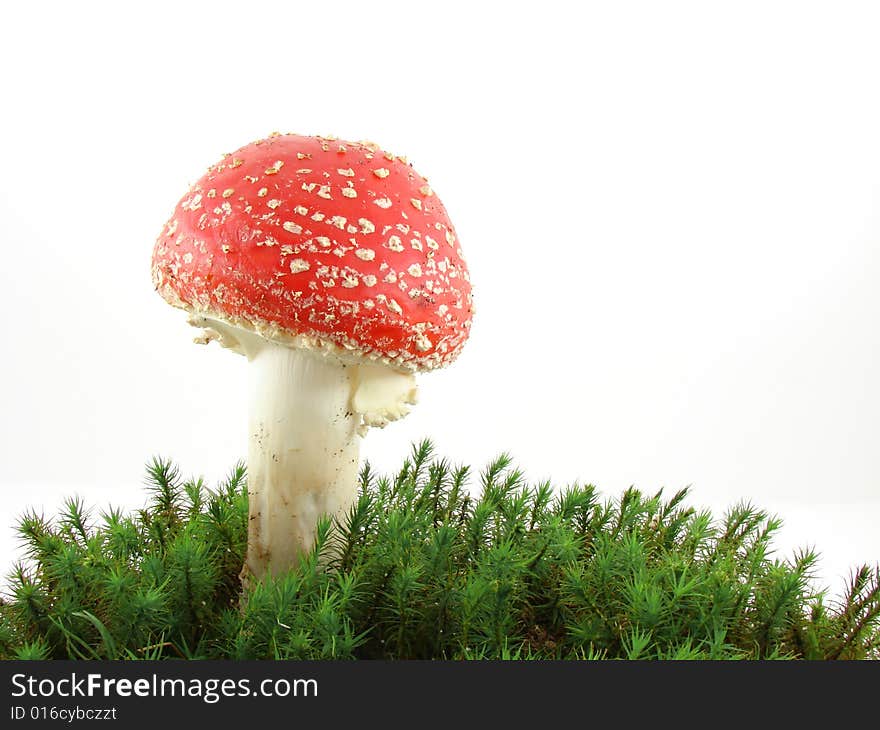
[151,133,473,582]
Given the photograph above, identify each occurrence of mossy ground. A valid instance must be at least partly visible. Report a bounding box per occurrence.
[2,441,878,660]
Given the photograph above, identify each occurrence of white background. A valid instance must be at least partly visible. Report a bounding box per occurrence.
[0,1,877,595]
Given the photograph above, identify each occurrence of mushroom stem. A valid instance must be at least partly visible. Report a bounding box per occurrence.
[243,342,360,581]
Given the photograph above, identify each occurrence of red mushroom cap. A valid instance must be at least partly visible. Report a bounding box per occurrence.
[152,133,473,372]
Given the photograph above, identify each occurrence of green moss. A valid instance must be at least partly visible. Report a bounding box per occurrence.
[1,440,877,660]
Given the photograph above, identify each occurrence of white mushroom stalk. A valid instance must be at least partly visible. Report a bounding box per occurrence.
[191,315,416,581]
[247,343,359,578]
